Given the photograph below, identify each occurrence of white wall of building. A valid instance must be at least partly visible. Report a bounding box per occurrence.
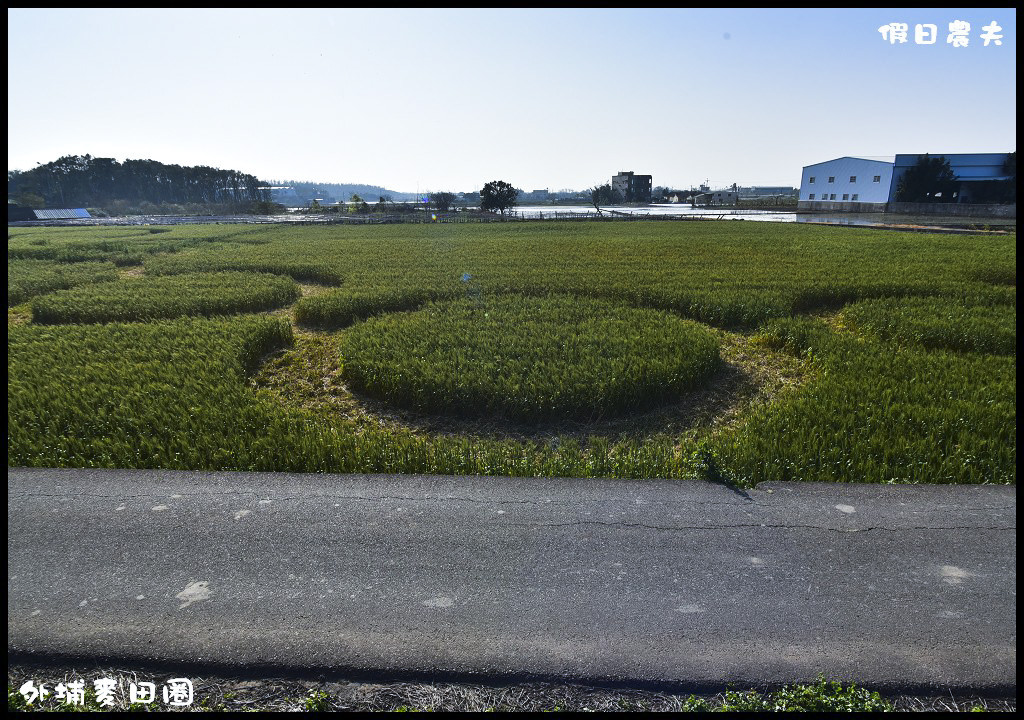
[799,157,894,208]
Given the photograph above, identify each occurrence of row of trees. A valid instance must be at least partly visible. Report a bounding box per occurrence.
[8,155,272,209]
[303,186,518,216]
[308,192,458,214]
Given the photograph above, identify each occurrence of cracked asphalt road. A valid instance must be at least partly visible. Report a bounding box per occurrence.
[7,468,1016,695]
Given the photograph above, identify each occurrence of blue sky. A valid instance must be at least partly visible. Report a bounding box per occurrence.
[7,8,1016,193]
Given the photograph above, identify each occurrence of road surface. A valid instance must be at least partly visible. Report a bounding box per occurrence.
[7,468,1016,694]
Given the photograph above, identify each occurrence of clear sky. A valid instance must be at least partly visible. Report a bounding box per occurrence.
[7,8,1017,193]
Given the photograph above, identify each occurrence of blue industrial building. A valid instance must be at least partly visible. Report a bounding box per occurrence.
[888,153,1013,204]
[799,152,1013,212]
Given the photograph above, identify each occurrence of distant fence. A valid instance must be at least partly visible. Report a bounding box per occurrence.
[507,211,729,222]
[886,202,1015,219]
[797,200,1015,219]
[298,211,732,224]
[10,210,739,228]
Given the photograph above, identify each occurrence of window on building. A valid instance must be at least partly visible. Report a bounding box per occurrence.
[873,175,881,183]
[809,193,815,200]
[809,177,815,184]
[828,177,835,183]
[850,176,857,183]
[830,194,836,200]
[842,194,849,200]
[852,194,859,201]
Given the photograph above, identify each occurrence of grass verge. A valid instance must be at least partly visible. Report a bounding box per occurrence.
[7,668,1015,712]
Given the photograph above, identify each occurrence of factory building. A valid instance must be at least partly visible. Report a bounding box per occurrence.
[799,153,1014,212]
[798,157,895,212]
[888,153,1013,204]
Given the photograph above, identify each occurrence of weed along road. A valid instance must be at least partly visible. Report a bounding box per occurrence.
[7,468,1016,695]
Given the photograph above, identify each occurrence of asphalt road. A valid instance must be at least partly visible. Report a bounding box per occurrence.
[7,468,1016,694]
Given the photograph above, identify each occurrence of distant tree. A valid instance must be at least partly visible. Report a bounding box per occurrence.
[429,191,456,213]
[894,154,958,203]
[480,180,518,216]
[11,190,45,208]
[588,183,622,213]
[349,193,369,213]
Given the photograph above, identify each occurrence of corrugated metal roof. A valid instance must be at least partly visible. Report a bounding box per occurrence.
[803,156,895,169]
[32,208,91,219]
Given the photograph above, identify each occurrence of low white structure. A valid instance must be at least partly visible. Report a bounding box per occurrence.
[692,191,738,206]
[798,157,894,211]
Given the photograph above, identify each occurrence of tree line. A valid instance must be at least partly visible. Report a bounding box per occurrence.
[8,155,272,209]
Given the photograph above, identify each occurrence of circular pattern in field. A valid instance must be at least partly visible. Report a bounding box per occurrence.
[29,271,300,324]
[339,295,721,423]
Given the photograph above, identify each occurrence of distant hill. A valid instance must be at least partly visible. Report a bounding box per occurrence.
[269,181,418,206]
[9,155,271,209]
[6,156,426,212]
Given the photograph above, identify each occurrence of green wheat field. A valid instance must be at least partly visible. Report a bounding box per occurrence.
[7,220,1016,486]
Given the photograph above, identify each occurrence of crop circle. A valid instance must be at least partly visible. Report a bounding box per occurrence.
[339,295,721,422]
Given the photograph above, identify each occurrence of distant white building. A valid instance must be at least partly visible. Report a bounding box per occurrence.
[692,191,738,206]
[798,157,895,211]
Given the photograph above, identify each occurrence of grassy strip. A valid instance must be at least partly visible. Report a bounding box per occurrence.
[713,317,1016,485]
[840,296,1016,355]
[8,259,120,306]
[295,286,453,328]
[29,271,300,324]
[8,317,298,470]
[125,221,1015,329]
[7,225,267,266]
